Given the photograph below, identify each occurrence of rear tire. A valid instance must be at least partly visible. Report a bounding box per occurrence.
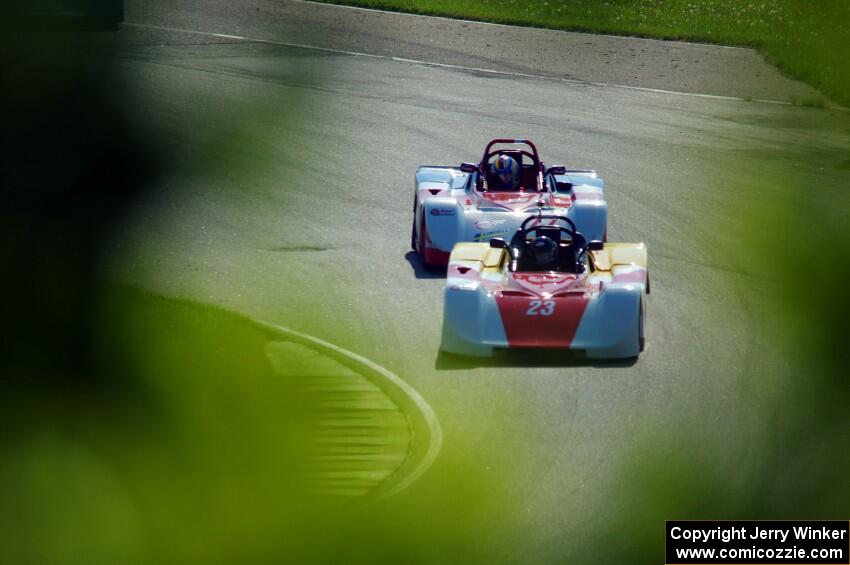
[417,209,430,266]
[411,197,418,251]
[639,303,646,352]
[411,216,418,252]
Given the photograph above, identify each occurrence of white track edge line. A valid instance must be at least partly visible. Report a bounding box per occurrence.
[122,22,801,106]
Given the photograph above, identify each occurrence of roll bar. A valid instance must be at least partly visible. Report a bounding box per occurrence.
[480,139,541,171]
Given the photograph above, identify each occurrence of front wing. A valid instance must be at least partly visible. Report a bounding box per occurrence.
[441,282,643,359]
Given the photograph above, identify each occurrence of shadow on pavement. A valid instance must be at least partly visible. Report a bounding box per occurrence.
[434,349,638,370]
[405,250,446,280]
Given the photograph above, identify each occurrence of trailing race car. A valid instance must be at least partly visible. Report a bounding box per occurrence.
[412,139,606,267]
[440,215,648,359]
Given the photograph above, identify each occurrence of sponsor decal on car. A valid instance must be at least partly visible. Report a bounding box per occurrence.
[473,219,507,230]
[430,208,456,216]
[473,229,513,242]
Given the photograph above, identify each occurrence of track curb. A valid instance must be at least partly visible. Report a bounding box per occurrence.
[253,319,443,501]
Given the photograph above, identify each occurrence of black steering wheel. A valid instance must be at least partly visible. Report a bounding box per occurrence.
[520,215,578,238]
[518,215,588,269]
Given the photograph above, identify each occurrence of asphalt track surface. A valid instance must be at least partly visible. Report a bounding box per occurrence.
[93,2,850,561]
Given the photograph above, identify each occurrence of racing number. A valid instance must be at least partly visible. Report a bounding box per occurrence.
[526,300,555,316]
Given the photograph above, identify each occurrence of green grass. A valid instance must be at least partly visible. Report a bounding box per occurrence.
[315,0,850,106]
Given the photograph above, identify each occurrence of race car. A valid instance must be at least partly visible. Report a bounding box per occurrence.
[412,138,607,267]
[440,215,648,359]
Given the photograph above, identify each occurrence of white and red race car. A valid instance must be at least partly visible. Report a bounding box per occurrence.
[440,215,648,359]
[412,139,607,267]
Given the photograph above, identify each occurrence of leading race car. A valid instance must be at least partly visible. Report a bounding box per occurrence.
[413,139,607,267]
[440,215,648,359]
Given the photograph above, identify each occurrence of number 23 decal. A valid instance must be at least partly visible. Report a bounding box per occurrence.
[526,300,555,316]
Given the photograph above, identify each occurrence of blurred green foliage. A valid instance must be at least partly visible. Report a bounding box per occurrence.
[739,165,850,518]
[315,0,850,106]
[1,285,513,564]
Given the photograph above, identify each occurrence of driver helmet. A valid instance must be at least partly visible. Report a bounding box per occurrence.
[531,235,558,269]
[490,154,520,190]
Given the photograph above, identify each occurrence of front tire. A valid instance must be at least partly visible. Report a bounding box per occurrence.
[411,216,418,252]
[411,196,419,251]
[417,210,429,264]
[639,302,646,352]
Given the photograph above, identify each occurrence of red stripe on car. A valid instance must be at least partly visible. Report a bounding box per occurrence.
[495,293,590,348]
